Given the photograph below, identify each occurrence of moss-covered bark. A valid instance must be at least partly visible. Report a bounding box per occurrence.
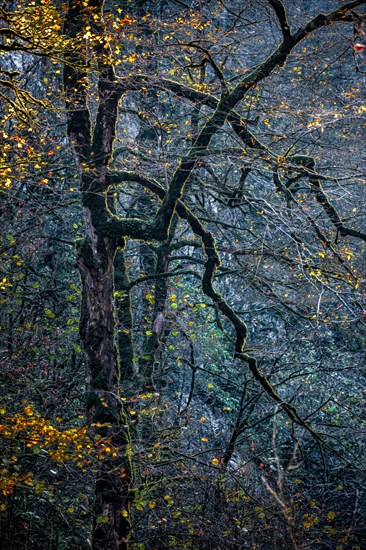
[139,240,171,387]
[114,249,135,385]
[64,1,132,547]
[77,219,133,549]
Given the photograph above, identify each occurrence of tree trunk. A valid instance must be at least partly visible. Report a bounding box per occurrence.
[77,214,132,549]
[115,248,135,387]
[63,0,134,544]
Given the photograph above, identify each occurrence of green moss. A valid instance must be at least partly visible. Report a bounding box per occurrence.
[95,402,119,424]
[89,357,110,390]
[86,391,120,423]
[289,154,315,169]
[85,390,99,411]
[76,238,95,269]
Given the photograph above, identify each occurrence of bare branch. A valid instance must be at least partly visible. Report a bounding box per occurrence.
[267,0,292,40]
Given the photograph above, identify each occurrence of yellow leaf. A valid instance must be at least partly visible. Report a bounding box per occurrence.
[35,482,46,495]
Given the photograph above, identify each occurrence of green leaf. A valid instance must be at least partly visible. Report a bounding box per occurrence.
[96,516,109,524]
[45,309,56,319]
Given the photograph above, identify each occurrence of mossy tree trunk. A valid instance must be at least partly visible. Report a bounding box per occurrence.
[77,224,132,549]
[64,1,132,547]
[115,249,135,387]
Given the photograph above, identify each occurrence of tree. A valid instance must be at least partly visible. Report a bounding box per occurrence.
[1,0,366,548]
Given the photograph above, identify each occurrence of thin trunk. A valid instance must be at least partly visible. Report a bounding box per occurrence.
[115,248,135,387]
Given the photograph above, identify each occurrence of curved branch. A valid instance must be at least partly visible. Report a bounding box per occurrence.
[231,0,366,102]
[310,178,366,242]
[114,2,366,234]
[107,170,323,434]
[63,0,91,165]
[267,0,292,40]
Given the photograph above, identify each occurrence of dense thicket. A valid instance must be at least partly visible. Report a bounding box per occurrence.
[1,1,366,549]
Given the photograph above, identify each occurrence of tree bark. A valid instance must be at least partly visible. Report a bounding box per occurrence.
[63,0,133,546]
[77,211,132,549]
